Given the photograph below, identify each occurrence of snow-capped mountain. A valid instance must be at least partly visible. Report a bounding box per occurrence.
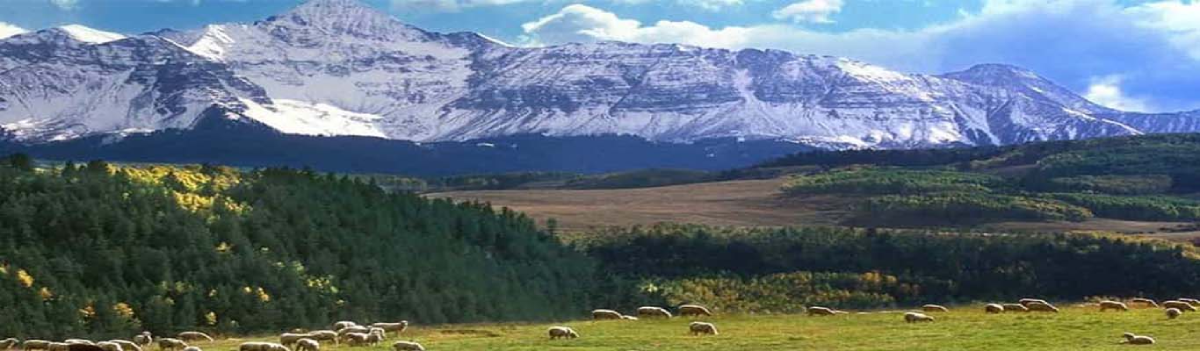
[0,0,1197,149]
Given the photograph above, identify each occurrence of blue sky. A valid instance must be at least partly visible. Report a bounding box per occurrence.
[1,0,1199,112]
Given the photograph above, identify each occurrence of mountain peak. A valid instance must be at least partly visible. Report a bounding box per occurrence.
[57,24,126,44]
[271,0,431,41]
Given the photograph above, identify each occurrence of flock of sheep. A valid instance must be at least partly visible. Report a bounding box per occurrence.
[3,297,1195,349]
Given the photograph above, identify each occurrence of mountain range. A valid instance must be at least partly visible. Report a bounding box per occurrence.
[1,0,1198,173]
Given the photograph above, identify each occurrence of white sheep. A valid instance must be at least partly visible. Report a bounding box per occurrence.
[547,327,579,340]
[1179,298,1200,306]
[904,312,934,323]
[64,340,94,346]
[341,333,370,347]
[303,331,337,346]
[1121,332,1155,345]
[636,306,672,318]
[364,332,383,347]
[368,328,386,340]
[620,315,638,321]
[22,340,51,351]
[806,306,837,316]
[47,343,69,351]
[106,341,140,351]
[1162,300,1197,312]
[156,338,187,351]
[678,305,713,317]
[1099,300,1129,312]
[688,322,718,336]
[390,341,424,351]
[332,322,358,331]
[1026,301,1059,313]
[336,327,369,337]
[294,339,318,351]
[921,304,949,313]
[238,342,287,351]
[1,338,20,350]
[985,304,1004,314]
[176,333,213,344]
[1001,303,1029,313]
[369,322,408,334]
[591,309,623,320]
[132,333,151,348]
[1130,298,1158,308]
[95,342,122,351]
[1018,298,1048,307]
[1166,308,1182,319]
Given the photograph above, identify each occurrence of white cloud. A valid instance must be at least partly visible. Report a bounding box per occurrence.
[0,22,26,40]
[686,0,745,12]
[390,0,538,12]
[49,0,78,10]
[1085,75,1150,112]
[520,0,1200,112]
[772,0,844,24]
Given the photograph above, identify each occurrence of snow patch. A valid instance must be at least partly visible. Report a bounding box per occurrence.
[238,98,387,138]
[58,24,125,44]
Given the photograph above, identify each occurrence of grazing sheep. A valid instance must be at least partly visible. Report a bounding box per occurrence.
[279,334,308,348]
[688,322,718,336]
[22,340,51,351]
[1180,298,1200,306]
[904,312,935,323]
[132,334,151,348]
[156,338,187,351]
[1019,298,1048,307]
[1099,300,1129,312]
[176,333,212,344]
[95,342,121,351]
[1130,298,1158,308]
[238,342,288,351]
[63,341,93,346]
[1001,303,1029,313]
[1167,308,1182,319]
[1162,300,1197,312]
[592,309,623,320]
[47,343,69,351]
[106,341,139,351]
[1,338,19,350]
[303,332,337,346]
[679,305,713,317]
[621,315,638,321]
[293,339,318,351]
[1121,333,1155,345]
[637,306,672,319]
[341,333,369,347]
[985,304,1004,314]
[369,322,409,334]
[806,307,837,316]
[332,322,358,331]
[1026,301,1060,313]
[336,327,369,337]
[547,327,579,340]
[368,328,386,340]
[921,304,949,313]
[390,341,424,351]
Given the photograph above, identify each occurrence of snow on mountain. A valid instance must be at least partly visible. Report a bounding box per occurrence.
[57,24,126,44]
[1,0,1196,149]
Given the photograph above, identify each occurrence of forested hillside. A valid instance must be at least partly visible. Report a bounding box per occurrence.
[0,155,611,339]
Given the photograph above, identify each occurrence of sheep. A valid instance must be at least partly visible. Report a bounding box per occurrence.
[106,341,139,351]
[341,333,369,347]
[1027,301,1060,313]
[332,322,358,331]
[1099,300,1129,312]
[368,328,386,340]
[390,341,424,351]
[1,338,19,350]
[1130,298,1158,308]
[303,332,336,346]
[547,327,579,340]
[1001,303,1029,313]
[592,309,623,320]
[1162,300,1197,312]
[279,334,308,348]
[679,305,713,317]
[620,315,638,321]
[369,322,409,334]
[47,343,69,351]
[156,338,187,351]
[1019,298,1049,307]
[806,306,837,316]
[336,327,370,337]
[904,312,935,323]
[985,304,1004,314]
[688,322,718,336]
[181,347,201,351]
[365,332,384,347]
[1167,308,1182,319]
[1121,333,1155,345]
[1181,298,1200,306]
[63,341,93,346]
[293,339,318,351]
[132,333,151,348]
[238,342,288,351]
[921,304,949,313]
[176,333,213,344]
[637,306,672,319]
[23,341,51,351]
[95,342,121,351]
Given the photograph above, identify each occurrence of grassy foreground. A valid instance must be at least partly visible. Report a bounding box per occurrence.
[200,304,1199,350]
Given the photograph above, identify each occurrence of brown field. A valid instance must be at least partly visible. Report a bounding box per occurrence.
[429,178,1198,240]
